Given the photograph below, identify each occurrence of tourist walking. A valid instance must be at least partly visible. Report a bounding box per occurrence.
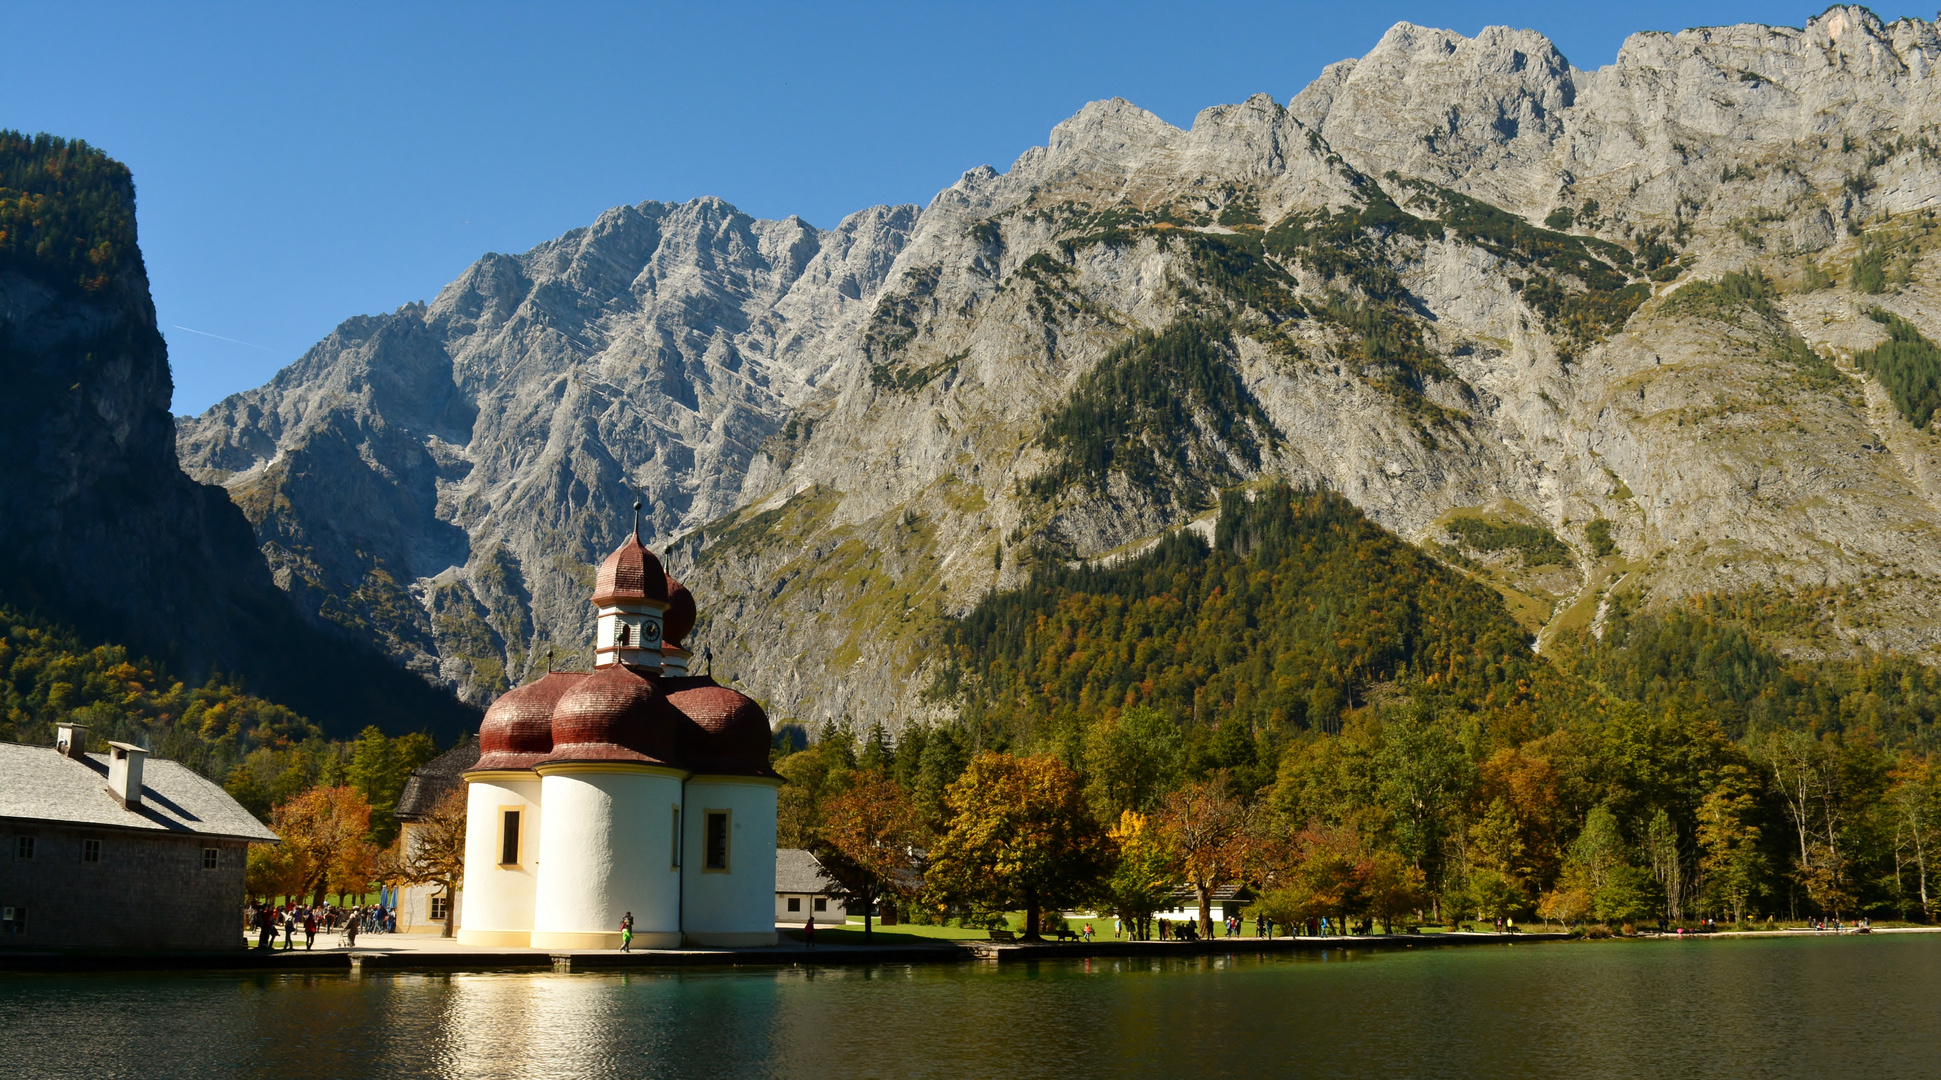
[804,914,816,949]
[282,908,296,950]
[254,904,273,950]
[620,911,634,952]
[345,911,359,948]
[303,909,317,950]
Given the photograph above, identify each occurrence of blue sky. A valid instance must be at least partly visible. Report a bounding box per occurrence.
[2,2,1853,414]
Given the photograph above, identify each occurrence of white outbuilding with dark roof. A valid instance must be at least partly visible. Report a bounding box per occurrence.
[0,723,278,950]
[774,847,847,924]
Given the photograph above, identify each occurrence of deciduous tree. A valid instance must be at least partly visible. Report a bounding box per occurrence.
[1887,753,1938,917]
[264,785,379,905]
[1100,810,1174,938]
[1696,763,1767,925]
[818,772,923,941]
[1158,771,1254,937]
[926,752,1111,941]
[1083,705,1183,821]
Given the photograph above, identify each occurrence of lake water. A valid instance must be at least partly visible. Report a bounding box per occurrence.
[4,935,1938,1079]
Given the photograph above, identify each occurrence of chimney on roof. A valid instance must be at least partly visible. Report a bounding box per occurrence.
[55,722,89,760]
[107,742,147,810]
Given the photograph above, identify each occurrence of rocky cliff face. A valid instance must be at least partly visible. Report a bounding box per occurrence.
[178,198,918,699]
[182,7,1941,725]
[0,136,478,740]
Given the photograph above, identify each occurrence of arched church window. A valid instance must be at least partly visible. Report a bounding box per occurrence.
[617,624,631,647]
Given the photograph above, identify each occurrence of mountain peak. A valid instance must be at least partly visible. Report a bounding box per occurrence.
[178,11,1941,726]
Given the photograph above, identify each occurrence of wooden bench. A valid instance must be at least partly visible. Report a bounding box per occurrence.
[1047,927,1079,941]
[987,929,1016,943]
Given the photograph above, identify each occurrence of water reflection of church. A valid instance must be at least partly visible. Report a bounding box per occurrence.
[458,519,779,949]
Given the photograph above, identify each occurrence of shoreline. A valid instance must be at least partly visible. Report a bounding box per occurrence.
[7,925,1935,976]
[1,930,1565,975]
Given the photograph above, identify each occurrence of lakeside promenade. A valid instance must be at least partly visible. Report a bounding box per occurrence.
[8,924,1934,975]
[2,927,1569,974]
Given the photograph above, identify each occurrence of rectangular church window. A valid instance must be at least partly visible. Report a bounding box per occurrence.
[500,810,521,866]
[704,810,730,871]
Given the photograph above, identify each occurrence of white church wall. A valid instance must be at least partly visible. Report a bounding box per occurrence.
[681,777,780,947]
[530,766,684,950]
[455,774,541,947]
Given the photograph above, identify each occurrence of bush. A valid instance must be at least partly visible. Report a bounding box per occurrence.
[1852,246,1887,293]
[1587,519,1617,558]
[1447,517,1573,567]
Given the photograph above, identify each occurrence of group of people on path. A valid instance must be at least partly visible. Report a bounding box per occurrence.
[247,900,394,950]
[1131,914,1274,941]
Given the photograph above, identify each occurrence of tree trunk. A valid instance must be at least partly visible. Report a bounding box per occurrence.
[863,884,874,942]
[1918,826,1931,913]
[442,878,455,938]
[1023,887,1041,942]
[1196,883,1212,939]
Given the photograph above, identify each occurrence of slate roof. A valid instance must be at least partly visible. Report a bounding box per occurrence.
[1165,883,1255,904]
[0,741,277,842]
[395,738,480,822]
[774,847,839,894]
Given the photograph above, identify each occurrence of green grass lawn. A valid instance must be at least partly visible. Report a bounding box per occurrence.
[779,923,985,947]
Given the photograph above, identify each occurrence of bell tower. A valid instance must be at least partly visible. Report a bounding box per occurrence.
[591,502,670,672]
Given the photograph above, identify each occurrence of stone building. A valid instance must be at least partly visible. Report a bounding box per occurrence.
[458,519,780,949]
[0,724,278,950]
[392,738,479,934]
[774,847,848,925]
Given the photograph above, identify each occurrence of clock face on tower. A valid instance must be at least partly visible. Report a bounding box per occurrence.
[642,620,661,643]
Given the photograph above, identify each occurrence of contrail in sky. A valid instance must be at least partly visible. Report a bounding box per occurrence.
[170,324,275,351]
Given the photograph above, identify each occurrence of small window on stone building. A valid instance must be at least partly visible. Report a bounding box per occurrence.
[203,847,219,870]
[500,810,521,866]
[430,895,448,921]
[15,836,33,860]
[787,897,801,913]
[704,811,730,871]
[82,838,101,864]
[813,897,827,912]
[2,906,24,934]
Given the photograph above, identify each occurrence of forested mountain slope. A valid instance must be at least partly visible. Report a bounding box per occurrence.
[184,8,1941,728]
[0,131,476,740]
[790,483,1941,924]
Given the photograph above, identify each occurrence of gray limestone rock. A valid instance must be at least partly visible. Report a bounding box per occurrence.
[183,6,1941,726]
[178,199,918,700]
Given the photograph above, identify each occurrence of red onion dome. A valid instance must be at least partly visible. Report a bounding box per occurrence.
[539,663,678,766]
[474,670,584,771]
[663,574,696,646]
[592,533,670,606]
[666,679,774,775]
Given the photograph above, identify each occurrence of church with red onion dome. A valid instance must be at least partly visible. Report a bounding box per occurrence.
[457,505,779,949]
